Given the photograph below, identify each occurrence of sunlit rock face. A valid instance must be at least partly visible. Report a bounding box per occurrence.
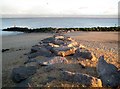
[61,70,102,87]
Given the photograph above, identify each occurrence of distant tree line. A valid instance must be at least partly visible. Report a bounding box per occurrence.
[2,26,120,33]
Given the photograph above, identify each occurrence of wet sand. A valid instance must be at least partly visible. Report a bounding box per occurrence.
[2,32,119,87]
[2,33,54,87]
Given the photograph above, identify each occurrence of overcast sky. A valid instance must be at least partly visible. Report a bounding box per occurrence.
[1,0,119,17]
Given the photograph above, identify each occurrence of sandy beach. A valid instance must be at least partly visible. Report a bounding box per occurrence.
[2,32,119,87]
[2,33,54,87]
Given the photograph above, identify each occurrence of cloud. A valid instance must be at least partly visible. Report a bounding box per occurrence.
[1,0,119,17]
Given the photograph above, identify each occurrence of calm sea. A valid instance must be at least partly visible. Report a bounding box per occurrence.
[1,17,118,36]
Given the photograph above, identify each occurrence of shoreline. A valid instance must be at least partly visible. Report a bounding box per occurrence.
[1,26,119,37]
[1,31,24,36]
[2,27,119,33]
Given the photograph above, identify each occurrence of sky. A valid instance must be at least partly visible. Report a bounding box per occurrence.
[1,0,120,17]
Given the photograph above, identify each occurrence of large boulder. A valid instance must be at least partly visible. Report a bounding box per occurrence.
[54,35,74,41]
[53,39,78,47]
[24,56,48,64]
[31,45,51,53]
[28,46,53,58]
[97,55,120,87]
[28,51,54,59]
[11,66,37,83]
[41,37,55,43]
[31,46,41,53]
[53,39,65,45]
[51,46,77,57]
[61,71,102,87]
[73,48,94,60]
[37,56,68,66]
[54,35,64,40]
[25,56,68,66]
[64,37,75,41]
[66,41,78,47]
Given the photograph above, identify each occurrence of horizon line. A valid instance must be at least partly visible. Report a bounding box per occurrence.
[1,15,119,19]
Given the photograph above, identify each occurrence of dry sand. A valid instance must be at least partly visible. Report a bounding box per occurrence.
[2,32,119,87]
[66,31,119,55]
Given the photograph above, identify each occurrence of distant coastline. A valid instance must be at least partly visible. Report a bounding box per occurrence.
[2,27,119,33]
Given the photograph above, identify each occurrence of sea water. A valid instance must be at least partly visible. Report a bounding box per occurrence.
[1,17,118,36]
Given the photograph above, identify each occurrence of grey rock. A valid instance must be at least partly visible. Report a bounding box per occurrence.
[47,77,56,83]
[42,37,55,43]
[44,45,53,51]
[41,77,56,85]
[74,48,93,60]
[44,66,55,72]
[25,62,38,67]
[53,39,65,45]
[24,56,49,64]
[15,78,31,88]
[97,55,120,87]
[51,46,77,56]
[24,58,37,64]
[25,56,68,66]
[28,51,53,59]
[28,46,53,58]
[31,46,41,53]
[31,45,51,53]
[11,66,37,83]
[61,71,102,87]
[38,56,68,66]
